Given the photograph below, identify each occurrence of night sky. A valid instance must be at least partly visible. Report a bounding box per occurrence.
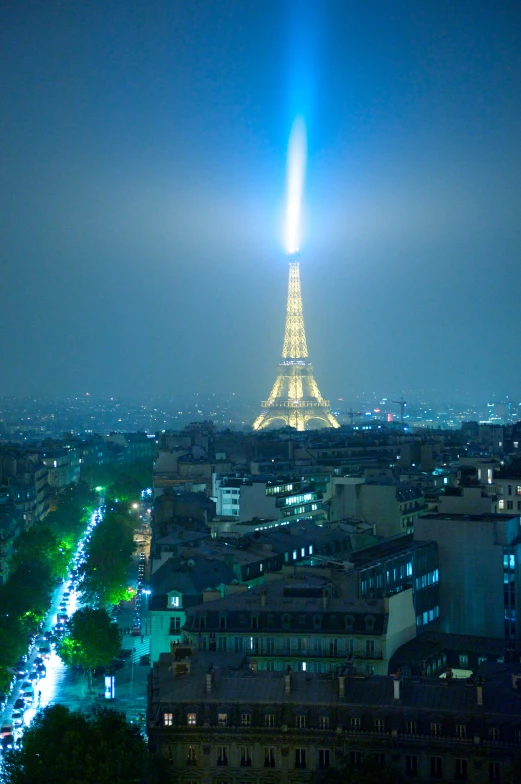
[1,1,520,404]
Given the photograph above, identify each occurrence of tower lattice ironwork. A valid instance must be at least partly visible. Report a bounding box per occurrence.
[253,261,340,431]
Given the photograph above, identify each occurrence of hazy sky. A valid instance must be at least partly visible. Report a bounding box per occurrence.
[1,1,520,405]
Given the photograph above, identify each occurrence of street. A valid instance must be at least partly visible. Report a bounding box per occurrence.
[0,506,152,750]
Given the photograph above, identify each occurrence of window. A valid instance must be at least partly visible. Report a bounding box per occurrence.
[319,749,330,769]
[186,746,197,765]
[314,615,322,629]
[264,747,276,768]
[219,616,226,629]
[319,716,330,730]
[282,614,291,629]
[350,751,362,766]
[218,637,227,653]
[489,727,499,741]
[407,720,417,734]
[234,637,243,652]
[507,501,514,510]
[199,616,206,629]
[187,713,196,726]
[431,722,441,737]
[164,712,173,726]
[508,485,512,496]
[295,749,306,769]
[351,717,361,730]
[241,713,251,727]
[430,757,442,779]
[455,759,467,781]
[171,596,180,607]
[296,715,306,729]
[169,617,181,634]
[240,747,252,766]
[374,718,384,733]
[374,753,385,765]
[456,724,466,738]
[265,714,275,727]
[218,713,227,726]
[252,616,258,629]
[366,639,375,657]
[406,755,418,776]
[489,762,501,782]
[499,500,505,510]
[217,746,228,766]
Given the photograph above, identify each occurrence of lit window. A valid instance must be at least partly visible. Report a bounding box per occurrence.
[171,596,180,607]
[293,550,297,560]
[218,713,227,726]
[164,712,173,726]
[187,713,197,726]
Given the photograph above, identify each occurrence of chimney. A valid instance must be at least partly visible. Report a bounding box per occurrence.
[393,675,401,701]
[260,589,266,607]
[338,675,345,698]
[284,668,292,695]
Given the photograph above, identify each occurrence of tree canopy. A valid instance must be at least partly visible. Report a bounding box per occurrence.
[58,607,120,672]
[82,460,152,504]
[78,507,136,606]
[2,704,169,784]
[0,482,96,691]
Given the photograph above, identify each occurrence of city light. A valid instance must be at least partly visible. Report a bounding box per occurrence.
[284,116,307,255]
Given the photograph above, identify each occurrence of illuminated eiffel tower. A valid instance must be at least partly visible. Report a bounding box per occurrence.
[253,260,339,431]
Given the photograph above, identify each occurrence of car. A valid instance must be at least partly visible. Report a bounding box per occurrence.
[1,734,16,752]
[36,665,46,678]
[21,685,34,703]
[139,553,146,560]
[13,698,26,711]
[57,614,68,624]
[0,722,13,739]
[28,670,39,683]
[63,591,70,598]
[130,626,141,636]
[11,710,23,728]
[34,656,44,666]
[38,646,51,659]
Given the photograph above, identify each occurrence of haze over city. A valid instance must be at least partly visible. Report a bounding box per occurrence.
[2,1,521,406]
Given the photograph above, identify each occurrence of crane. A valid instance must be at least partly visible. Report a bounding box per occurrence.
[393,396,407,423]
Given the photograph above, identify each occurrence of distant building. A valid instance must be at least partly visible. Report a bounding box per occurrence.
[183,577,416,676]
[414,513,521,642]
[330,478,425,537]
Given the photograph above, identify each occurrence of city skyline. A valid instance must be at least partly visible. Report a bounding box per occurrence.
[1,2,520,404]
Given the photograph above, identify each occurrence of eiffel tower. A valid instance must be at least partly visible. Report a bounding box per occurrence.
[253,260,340,431]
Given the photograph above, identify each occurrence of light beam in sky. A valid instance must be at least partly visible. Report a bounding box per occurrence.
[284,116,307,255]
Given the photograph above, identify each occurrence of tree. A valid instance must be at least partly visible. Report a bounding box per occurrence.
[58,607,120,675]
[81,460,152,504]
[2,704,170,784]
[78,510,136,606]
